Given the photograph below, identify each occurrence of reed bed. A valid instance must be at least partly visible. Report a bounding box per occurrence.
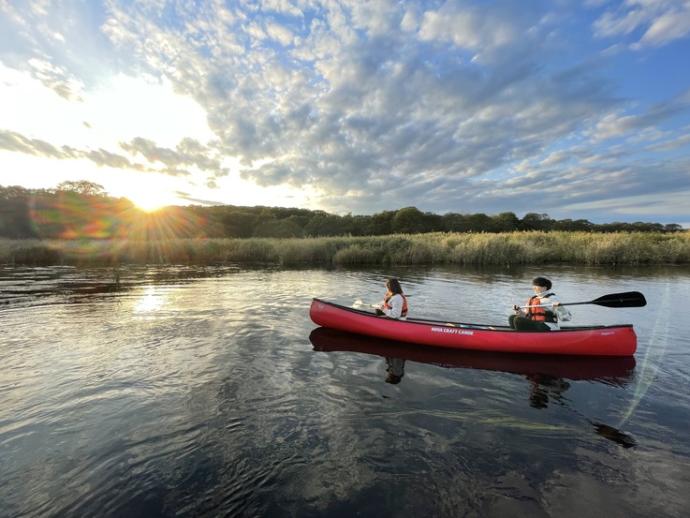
[1,231,689,267]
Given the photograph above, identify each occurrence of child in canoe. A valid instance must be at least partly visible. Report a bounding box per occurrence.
[510,277,571,331]
[375,278,409,320]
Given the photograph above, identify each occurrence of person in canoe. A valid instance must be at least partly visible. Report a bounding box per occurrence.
[375,278,409,319]
[509,277,571,331]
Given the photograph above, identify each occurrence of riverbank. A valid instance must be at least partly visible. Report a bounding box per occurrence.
[1,231,689,266]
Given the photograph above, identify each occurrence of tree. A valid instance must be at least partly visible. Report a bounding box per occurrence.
[253,219,304,238]
[222,210,258,238]
[553,219,593,231]
[520,212,553,231]
[442,213,469,232]
[304,213,346,236]
[466,213,492,232]
[365,210,395,235]
[664,223,683,232]
[0,186,36,238]
[56,180,106,196]
[492,212,520,232]
[392,207,426,234]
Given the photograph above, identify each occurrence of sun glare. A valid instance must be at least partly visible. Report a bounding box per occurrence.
[128,192,174,212]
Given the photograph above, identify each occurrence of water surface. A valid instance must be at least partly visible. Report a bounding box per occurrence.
[1,265,689,517]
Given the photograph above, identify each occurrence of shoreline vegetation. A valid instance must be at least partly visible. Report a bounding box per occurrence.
[2,231,689,267]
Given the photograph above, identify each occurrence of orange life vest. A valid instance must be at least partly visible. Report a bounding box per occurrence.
[383,292,408,317]
[526,293,557,323]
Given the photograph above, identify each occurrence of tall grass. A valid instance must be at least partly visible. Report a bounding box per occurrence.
[1,231,689,267]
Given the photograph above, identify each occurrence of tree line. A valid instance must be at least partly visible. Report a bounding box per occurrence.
[0,183,683,240]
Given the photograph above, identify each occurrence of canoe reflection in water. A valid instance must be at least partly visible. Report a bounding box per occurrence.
[309,327,637,448]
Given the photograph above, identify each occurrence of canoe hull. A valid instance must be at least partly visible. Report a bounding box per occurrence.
[309,298,637,357]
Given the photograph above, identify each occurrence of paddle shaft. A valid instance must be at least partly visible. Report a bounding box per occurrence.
[354,293,414,309]
[353,301,380,309]
[519,301,588,309]
[518,291,646,310]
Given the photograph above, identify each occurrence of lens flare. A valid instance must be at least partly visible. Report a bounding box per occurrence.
[27,191,208,263]
[618,283,670,427]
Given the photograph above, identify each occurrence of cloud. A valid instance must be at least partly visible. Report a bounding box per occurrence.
[593,0,690,48]
[120,137,228,179]
[174,190,226,206]
[0,128,145,169]
[400,8,420,32]
[83,148,137,169]
[265,21,294,46]
[349,0,400,37]
[0,129,64,158]
[0,129,217,177]
[590,89,690,141]
[646,132,690,151]
[639,9,690,47]
[484,149,690,221]
[27,57,84,101]
[538,150,573,168]
[0,1,97,77]
[259,0,304,18]
[418,2,520,52]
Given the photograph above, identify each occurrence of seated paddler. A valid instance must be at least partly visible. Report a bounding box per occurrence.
[509,277,571,331]
[375,278,409,320]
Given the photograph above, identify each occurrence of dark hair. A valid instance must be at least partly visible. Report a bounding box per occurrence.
[386,278,403,295]
[532,277,552,290]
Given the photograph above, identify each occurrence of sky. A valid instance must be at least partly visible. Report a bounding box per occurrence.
[1,0,689,223]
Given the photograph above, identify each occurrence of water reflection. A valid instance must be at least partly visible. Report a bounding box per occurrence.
[309,327,636,386]
[591,423,636,448]
[0,265,242,307]
[520,374,635,448]
[310,327,638,448]
[384,357,405,384]
[133,285,165,313]
[525,374,571,409]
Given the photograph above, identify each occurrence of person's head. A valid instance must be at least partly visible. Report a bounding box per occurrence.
[532,277,552,293]
[386,278,403,295]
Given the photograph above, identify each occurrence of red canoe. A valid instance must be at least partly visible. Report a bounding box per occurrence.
[309,298,637,357]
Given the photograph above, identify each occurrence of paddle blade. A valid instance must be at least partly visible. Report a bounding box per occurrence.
[592,291,646,308]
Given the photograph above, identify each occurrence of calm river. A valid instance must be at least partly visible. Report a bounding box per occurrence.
[1,265,689,517]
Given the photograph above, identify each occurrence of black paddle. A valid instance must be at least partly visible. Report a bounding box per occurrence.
[520,291,646,309]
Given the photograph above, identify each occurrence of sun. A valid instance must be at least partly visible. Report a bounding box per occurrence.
[127,191,175,212]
